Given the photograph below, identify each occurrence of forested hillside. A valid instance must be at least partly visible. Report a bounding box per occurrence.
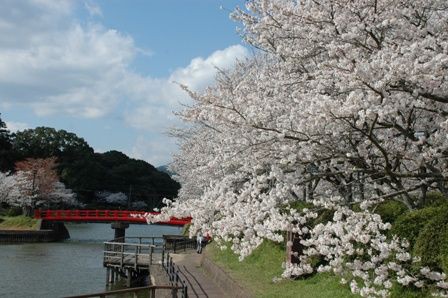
[0,115,179,210]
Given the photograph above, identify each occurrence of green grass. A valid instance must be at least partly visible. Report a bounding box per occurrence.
[206,241,358,298]
[0,215,39,230]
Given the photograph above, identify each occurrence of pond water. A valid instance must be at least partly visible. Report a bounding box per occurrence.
[0,223,182,298]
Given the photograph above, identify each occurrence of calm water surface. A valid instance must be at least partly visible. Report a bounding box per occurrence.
[0,223,182,298]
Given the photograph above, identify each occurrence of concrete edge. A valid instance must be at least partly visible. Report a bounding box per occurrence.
[200,253,252,298]
[0,220,70,243]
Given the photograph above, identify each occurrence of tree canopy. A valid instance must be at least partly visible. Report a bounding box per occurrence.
[0,114,14,171]
[13,126,94,159]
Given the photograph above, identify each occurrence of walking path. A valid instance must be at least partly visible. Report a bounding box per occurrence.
[170,252,227,298]
[150,246,249,298]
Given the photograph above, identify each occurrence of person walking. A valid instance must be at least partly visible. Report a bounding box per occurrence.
[196,232,203,254]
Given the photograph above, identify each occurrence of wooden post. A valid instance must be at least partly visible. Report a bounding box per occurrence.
[126,269,132,287]
[150,246,154,265]
[106,268,110,285]
[111,268,115,284]
[183,285,188,298]
[135,245,138,269]
[171,288,178,298]
[121,244,124,267]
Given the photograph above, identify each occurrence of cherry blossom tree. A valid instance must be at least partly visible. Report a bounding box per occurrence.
[95,191,128,206]
[146,1,448,296]
[0,172,19,204]
[10,157,77,214]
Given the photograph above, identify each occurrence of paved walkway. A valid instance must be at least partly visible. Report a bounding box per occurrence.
[170,251,227,298]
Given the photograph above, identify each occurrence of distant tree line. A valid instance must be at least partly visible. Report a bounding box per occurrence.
[0,114,180,211]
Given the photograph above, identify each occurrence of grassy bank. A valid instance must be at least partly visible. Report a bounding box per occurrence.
[206,241,358,298]
[0,215,39,230]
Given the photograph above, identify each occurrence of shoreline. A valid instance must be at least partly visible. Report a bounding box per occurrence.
[0,220,70,243]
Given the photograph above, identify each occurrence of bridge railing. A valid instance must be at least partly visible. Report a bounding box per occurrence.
[34,209,192,225]
[35,209,149,222]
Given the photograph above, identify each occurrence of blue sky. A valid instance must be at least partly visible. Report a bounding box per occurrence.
[0,0,249,166]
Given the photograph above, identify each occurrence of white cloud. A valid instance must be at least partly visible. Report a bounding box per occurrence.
[0,1,249,165]
[121,45,249,165]
[124,45,250,132]
[130,136,178,167]
[84,1,103,17]
[5,121,29,132]
[170,45,249,91]
[0,1,136,118]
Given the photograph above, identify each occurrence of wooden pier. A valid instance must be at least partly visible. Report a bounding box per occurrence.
[103,237,163,287]
[102,236,195,290]
[69,235,226,298]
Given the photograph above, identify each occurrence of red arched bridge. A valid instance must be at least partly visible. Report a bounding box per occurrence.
[34,210,191,226]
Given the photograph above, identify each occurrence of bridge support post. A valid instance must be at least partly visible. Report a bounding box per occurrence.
[111,222,129,242]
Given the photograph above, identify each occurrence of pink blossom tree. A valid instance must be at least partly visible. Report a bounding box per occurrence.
[147,1,448,296]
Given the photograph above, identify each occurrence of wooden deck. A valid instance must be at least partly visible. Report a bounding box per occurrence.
[103,240,164,270]
[103,240,162,287]
[71,236,227,298]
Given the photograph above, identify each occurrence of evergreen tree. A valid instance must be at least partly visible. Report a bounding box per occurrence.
[0,114,14,171]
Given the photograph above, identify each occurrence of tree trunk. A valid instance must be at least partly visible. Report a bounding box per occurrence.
[22,206,33,217]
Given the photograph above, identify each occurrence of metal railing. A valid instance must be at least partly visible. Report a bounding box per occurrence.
[113,236,165,246]
[163,235,197,253]
[162,252,188,298]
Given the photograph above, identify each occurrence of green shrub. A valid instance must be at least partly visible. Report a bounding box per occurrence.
[440,229,448,273]
[390,207,445,249]
[6,207,23,217]
[422,192,448,208]
[413,211,448,271]
[374,200,408,224]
